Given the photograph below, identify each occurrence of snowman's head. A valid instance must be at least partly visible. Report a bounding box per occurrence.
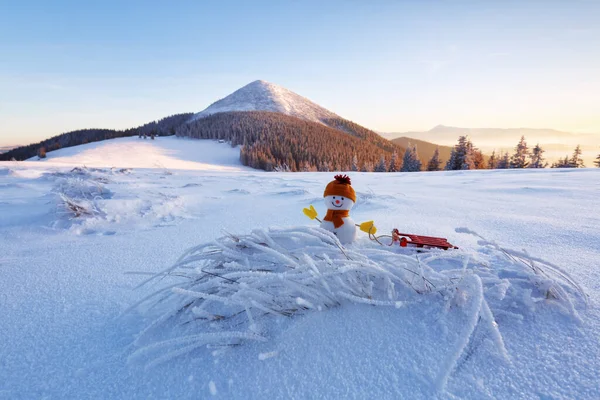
[323,174,356,211]
[324,195,354,211]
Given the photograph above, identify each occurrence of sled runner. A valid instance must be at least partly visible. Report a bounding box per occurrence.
[391,229,458,250]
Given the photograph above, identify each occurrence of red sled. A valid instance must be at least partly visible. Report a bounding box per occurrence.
[391,229,458,250]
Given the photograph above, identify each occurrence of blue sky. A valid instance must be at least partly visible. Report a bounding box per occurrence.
[1,0,599,146]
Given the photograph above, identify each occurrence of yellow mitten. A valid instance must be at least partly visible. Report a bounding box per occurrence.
[303,205,318,220]
[359,221,377,235]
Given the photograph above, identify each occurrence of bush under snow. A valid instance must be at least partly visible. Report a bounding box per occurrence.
[51,167,114,219]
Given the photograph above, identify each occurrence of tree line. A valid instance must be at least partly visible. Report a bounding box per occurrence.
[179,111,600,172]
[487,136,587,169]
[438,135,596,170]
[389,134,600,172]
[5,108,598,171]
[0,113,193,161]
[177,111,405,172]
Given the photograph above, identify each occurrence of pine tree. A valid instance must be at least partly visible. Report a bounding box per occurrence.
[274,163,290,172]
[375,155,388,172]
[455,136,471,170]
[529,144,547,168]
[401,145,413,172]
[318,161,330,172]
[427,147,442,171]
[351,154,359,172]
[472,149,486,169]
[411,144,422,171]
[551,155,571,168]
[445,136,476,170]
[444,149,457,171]
[510,136,529,168]
[239,145,248,166]
[488,150,497,169]
[388,151,398,172]
[569,145,584,168]
[595,153,600,168]
[401,144,422,172]
[460,139,475,170]
[461,149,475,170]
[497,152,510,169]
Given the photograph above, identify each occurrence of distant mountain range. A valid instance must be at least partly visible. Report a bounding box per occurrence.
[383,125,600,165]
[383,124,597,145]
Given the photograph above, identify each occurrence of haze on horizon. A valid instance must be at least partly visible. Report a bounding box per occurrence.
[1,0,599,148]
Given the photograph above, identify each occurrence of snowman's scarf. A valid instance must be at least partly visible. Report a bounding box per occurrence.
[323,209,350,228]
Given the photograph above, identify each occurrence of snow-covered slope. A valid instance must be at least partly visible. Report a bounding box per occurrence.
[1,157,599,399]
[190,80,339,123]
[25,136,246,171]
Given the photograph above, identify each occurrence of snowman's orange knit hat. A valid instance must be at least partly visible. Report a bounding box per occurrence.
[324,174,356,203]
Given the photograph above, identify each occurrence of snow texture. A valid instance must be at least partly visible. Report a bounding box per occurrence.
[26,135,246,171]
[190,80,339,124]
[1,136,600,399]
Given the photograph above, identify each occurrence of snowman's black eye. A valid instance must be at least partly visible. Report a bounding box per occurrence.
[341,197,344,200]
[333,196,336,199]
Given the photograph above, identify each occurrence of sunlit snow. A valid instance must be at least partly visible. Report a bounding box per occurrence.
[1,136,599,399]
[190,80,339,124]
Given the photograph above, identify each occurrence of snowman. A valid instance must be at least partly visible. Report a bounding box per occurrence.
[303,175,376,244]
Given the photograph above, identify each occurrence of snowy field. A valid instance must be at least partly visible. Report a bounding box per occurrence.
[28,136,246,171]
[1,136,599,399]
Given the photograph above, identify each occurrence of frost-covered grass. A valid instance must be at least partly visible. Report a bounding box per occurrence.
[130,226,586,391]
[52,168,113,219]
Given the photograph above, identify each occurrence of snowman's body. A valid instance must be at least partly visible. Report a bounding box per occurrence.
[320,217,357,243]
[320,195,357,244]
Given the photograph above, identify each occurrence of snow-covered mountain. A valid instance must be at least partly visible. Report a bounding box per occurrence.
[190,80,340,123]
[182,80,404,171]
